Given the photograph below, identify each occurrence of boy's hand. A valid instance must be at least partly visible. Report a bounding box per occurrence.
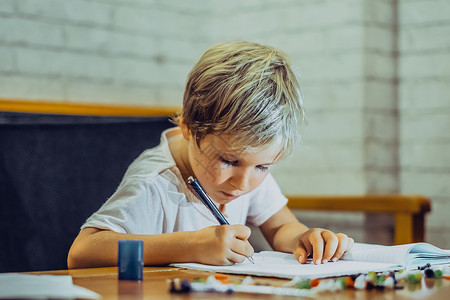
[191,224,254,265]
[293,228,354,264]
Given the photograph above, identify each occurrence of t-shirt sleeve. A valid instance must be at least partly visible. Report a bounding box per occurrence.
[246,174,288,227]
[81,176,164,234]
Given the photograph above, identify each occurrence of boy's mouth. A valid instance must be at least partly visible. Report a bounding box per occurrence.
[221,191,239,201]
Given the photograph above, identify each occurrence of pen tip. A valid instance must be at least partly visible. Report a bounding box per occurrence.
[248,256,255,264]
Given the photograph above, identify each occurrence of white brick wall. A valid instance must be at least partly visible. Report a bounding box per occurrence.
[0,0,209,106]
[1,0,449,248]
[0,1,14,13]
[0,17,64,47]
[399,0,450,248]
[0,74,65,100]
[17,0,114,26]
[0,46,14,72]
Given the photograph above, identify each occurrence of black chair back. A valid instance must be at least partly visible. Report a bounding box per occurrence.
[0,111,173,272]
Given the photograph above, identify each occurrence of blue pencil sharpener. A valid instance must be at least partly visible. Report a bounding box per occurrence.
[118,240,144,281]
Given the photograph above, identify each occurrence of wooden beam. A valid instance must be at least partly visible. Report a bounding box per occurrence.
[286,195,431,214]
[0,99,180,117]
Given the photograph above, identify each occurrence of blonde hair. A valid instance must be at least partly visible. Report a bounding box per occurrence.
[176,41,304,159]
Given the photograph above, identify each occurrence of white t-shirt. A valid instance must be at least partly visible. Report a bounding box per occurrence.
[81,128,288,234]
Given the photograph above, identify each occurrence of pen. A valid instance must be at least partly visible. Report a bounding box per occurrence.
[187,176,255,264]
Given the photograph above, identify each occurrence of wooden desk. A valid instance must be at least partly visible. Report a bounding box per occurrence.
[29,266,450,300]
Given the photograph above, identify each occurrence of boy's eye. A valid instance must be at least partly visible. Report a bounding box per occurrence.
[219,156,270,172]
[256,165,269,172]
[219,157,237,166]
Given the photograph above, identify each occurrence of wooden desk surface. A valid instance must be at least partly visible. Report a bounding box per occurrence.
[29,266,450,300]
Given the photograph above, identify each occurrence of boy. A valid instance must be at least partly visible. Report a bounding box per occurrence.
[67,41,353,269]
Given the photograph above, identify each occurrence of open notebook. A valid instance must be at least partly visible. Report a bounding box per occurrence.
[172,242,450,279]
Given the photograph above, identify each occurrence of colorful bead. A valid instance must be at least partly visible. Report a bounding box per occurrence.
[214,274,228,281]
[374,275,386,286]
[310,278,320,288]
[354,275,366,289]
[424,268,435,278]
[407,273,420,284]
[365,281,375,290]
[296,280,311,289]
[434,269,443,278]
[337,277,346,289]
[345,276,354,288]
[384,277,395,288]
[367,271,377,281]
[241,276,253,285]
[414,272,422,281]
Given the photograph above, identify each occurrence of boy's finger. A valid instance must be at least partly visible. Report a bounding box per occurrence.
[346,237,355,252]
[310,232,324,264]
[330,233,348,262]
[301,239,313,259]
[293,246,308,264]
[321,231,339,262]
[230,234,254,257]
[228,249,248,264]
[232,225,252,240]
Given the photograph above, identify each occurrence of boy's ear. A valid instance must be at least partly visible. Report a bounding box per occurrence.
[179,117,191,140]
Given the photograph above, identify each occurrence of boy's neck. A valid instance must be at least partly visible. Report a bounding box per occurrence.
[167,130,193,182]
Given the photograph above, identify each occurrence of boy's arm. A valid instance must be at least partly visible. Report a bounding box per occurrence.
[67,225,254,269]
[259,206,353,264]
[67,227,194,268]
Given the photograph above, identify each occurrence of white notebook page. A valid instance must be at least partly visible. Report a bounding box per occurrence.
[172,250,400,279]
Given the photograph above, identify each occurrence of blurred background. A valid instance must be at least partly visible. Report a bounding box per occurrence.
[0,0,449,248]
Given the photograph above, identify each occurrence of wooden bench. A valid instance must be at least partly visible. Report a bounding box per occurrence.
[286,195,431,245]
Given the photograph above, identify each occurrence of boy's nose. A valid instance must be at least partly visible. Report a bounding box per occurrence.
[229,168,251,191]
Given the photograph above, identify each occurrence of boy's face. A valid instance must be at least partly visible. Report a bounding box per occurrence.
[186,133,282,205]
